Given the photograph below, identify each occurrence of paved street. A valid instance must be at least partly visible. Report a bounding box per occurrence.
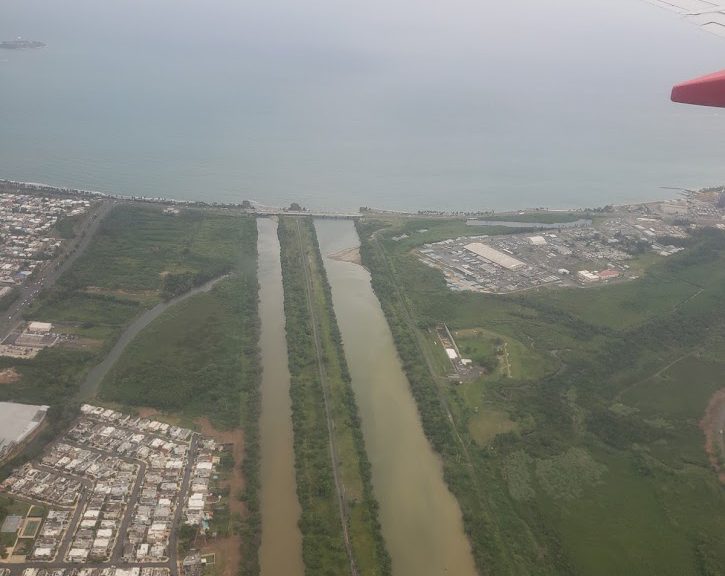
[0,199,115,342]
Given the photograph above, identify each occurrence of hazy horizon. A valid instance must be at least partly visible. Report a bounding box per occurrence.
[1,0,725,211]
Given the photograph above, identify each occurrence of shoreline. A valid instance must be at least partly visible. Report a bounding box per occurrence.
[0,176,712,219]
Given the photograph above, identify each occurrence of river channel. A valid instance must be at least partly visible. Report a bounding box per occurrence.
[256,217,304,576]
[315,219,478,576]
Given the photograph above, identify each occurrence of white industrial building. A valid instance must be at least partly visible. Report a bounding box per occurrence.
[464,243,525,270]
[0,402,49,460]
[27,321,52,334]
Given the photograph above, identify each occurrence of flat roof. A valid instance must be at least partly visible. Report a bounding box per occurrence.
[0,402,48,448]
[464,243,525,270]
[27,321,52,332]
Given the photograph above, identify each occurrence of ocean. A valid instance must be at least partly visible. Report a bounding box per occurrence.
[1,0,725,211]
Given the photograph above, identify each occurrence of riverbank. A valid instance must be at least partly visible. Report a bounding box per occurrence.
[356,215,725,575]
[317,219,478,576]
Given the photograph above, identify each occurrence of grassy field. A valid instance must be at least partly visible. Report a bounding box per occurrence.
[358,215,725,576]
[60,204,242,299]
[0,204,248,408]
[100,276,253,427]
[278,217,390,576]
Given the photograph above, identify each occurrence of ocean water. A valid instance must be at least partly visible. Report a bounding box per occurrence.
[1,0,725,212]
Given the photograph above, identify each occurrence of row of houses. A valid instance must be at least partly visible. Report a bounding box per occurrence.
[21,568,169,576]
[0,194,89,285]
[30,510,73,560]
[183,440,218,527]
[66,467,136,563]
[2,466,81,507]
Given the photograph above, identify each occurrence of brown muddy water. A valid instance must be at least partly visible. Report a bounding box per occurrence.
[257,217,304,576]
[315,219,478,576]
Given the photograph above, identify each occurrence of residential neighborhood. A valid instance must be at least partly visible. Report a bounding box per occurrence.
[0,406,220,576]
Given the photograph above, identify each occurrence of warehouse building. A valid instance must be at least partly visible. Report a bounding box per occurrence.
[464,243,526,270]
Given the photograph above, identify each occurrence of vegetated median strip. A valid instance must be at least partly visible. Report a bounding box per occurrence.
[294,218,357,576]
[278,216,390,576]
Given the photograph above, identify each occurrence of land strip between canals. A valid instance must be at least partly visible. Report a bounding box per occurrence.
[278,216,390,576]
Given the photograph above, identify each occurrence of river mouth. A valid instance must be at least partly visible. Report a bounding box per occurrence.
[315,219,478,576]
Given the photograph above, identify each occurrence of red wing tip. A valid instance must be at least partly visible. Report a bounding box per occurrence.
[671,69,725,108]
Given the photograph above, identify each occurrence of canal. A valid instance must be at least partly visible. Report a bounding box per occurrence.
[256,217,304,576]
[315,219,478,576]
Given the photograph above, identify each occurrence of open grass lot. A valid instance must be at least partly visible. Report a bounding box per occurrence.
[358,215,725,576]
[278,217,390,576]
[60,204,242,299]
[100,275,254,427]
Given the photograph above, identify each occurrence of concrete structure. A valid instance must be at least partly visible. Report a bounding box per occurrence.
[27,322,52,334]
[464,243,525,270]
[0,402,48,460]
[528,235,547,246]
[577,270,600,283]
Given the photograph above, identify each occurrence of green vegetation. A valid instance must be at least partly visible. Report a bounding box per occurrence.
[278,217,390,576]
[53,213,83,239]
[0,287,19,311]
[100,276,252,427]
[178,524,197,555]
[478,211,586,224]
[358,215,725,576]
[4,204,249,409]
[59,204,241,300]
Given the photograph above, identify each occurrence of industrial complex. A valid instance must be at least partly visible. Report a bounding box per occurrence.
[416,200,699,294]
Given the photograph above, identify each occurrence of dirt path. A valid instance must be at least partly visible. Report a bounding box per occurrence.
[700,388,725,484]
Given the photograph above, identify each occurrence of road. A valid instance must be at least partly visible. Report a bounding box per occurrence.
[0,199,115,342]
[168,434,198,575]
